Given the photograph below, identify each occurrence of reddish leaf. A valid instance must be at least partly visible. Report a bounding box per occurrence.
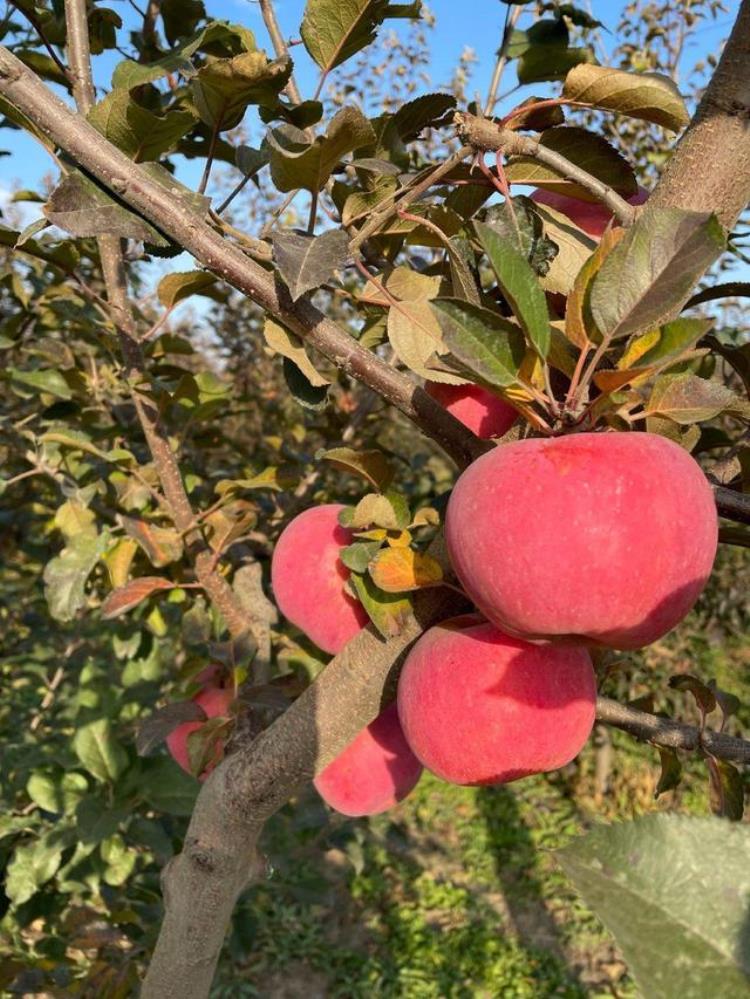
[101,576,175,620]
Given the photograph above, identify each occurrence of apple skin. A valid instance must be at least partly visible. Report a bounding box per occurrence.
[445,432,718,650]
[271,504,369,655]
[531,187,649,238]
[397,617,596,785]
[425,381,517,439]
[314,703,423,816]
[166,685,234,779]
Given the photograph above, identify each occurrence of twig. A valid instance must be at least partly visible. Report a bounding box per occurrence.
[483,3,523,116]
[456,112,637,228]
[258,0,302,105]
[63,0,250,639]
[596,697,750,764]
[8,0,70,85]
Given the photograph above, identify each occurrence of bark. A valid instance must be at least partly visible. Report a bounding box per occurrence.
[648,0,750,230]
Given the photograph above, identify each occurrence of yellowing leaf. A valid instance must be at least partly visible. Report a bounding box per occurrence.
[563,64,689,132]
[264,318,330,388]
[565,227,626,347]
[369,547,443,593]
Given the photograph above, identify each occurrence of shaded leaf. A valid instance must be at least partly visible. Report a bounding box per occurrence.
[44,171,167,245]
[158,271,220,309]
[192,52,292,130]
[283,357,330,409]
[534,200,598,297]
[668,673,717,722]
[705,756,744,821]
[135,702,206,757]
[265,318,330,387]
[387,297,464,385]
[654,747,681,799]
[647,374,744,425]
[349,572,412,639]
[565,227,625,347]
[272,228,349,301]
[267,106,376,192]
[88,90,195,161]
[44,532,106,623]
[564,63,690,131]
[432,298,526,388]
[557,814,750,997]
[474,222,551,356]
[120,515,184,568]
[478,197,559,275]
[590,208,725,341]
[321,447,395,491]
[505,126,637,199]
[518,45,595,85]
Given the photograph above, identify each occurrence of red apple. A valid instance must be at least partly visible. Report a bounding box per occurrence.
[445,432,717,650]
[397,617,596,785]
[166,684,234,779]
[314,703,423,816]
[531,187,649,238]
[271,504,369,655]
[425,381,517,439]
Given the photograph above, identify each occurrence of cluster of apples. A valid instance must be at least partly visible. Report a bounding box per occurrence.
[267,427,717,817]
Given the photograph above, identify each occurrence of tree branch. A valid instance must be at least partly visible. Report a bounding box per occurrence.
[455,111,637,227]
[258,0,303,105]
[596,697,750,764]
[0,45,486,470]
[648,0,750,231]
[63,0,249,639]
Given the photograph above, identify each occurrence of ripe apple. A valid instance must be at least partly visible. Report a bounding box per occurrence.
[314,703,423,816]
[425,381,517,438]
[445,432,717,650]
[271,504,369,655]
[166,684,234,779]
[531,187,649,238]
[397,616,596,785]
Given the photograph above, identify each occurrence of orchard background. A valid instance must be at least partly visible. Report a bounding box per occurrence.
[0,0,749,996]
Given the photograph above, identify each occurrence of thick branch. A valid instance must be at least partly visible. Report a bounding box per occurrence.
[648,0,750,230]
[596,697,750,764]
[0,46,485,470]
[63,1,248,638]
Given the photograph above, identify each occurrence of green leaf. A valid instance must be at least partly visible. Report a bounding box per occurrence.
[321,447,395,491]
[44,171,168,245]
[349,571,412,639]
[5,835,65,906]
[157,270,220,309]
[10,366,73,400]
[301,0,391,72]
[112,20,256,88]
[340,540,383,573]
[100,834,136,886]
[518,45,595,85]
[192,52,292,130]
[26,771,88,815]
[391,92,457,141]
[590,208,725,341]
[267,106,376,192]
[557,814,750,998]
[43,531,106,622]
[647,373,744,425]
[564,63,690,132]
[139,758,199,815]
[432,299,526,388]
[72,719,129,783]
[351,493,405,530]
[88,90,195,162]
[504,126,638,199]
[272,228,350,301]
